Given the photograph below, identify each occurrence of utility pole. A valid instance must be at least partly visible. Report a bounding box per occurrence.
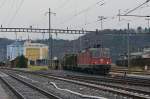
[98,16,107,30]
[127,23,130,68]
[79,28,84,51]
[145,18,150,30]
[47,8,56,69]
[98,16,106,49]
[118,9,121,21]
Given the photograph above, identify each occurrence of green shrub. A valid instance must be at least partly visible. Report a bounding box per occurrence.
[16,55,28,68]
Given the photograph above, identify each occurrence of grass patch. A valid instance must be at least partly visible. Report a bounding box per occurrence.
[28,65,48,71]
[128,66,145,74]
[129,66,144,72]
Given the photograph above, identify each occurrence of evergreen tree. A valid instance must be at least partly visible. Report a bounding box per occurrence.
[16,55,28,68]
[137,26,142,33]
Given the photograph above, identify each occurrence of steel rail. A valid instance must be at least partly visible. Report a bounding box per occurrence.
[66,75,150,95]
[6,73,62,99]
[67,75,150,87]
[0,76,25,99]
[34,73,150,99]
[0,70,62,99]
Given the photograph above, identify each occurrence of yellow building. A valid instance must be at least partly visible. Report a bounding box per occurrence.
[24,42,48,65]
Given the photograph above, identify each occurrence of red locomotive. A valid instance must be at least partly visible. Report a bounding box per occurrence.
[62,45,112,75]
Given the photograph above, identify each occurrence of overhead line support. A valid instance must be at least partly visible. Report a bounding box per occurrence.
[0,28,92,34]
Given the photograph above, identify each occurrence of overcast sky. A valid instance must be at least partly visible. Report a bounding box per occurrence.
[0,0,150,40]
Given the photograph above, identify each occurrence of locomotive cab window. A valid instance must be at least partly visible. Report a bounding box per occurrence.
[91,48,110,58]
[91,49,100,58]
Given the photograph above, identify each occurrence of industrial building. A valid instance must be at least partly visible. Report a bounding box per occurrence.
[130,48,150,59]
[7,41,48,65]
[24,41,48,65]
[7,41,24,61]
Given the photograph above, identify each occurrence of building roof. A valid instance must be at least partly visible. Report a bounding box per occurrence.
[24,42,48,48]
[131,52,143,56]
[143,48,150,52]
[7,41,24,47]
[8,41,48,48]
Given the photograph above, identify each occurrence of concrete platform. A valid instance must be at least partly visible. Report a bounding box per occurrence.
[0,83,9,99]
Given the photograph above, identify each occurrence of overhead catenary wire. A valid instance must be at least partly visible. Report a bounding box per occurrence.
[0,0,7,9]
[124,0,150,15]
[54,0,71,11]
[2,0,16,25]
[0,0,7,25]
[60,0,105,25]
[59,0,126,30]
[7,0,24,26]
[119,14,150,18]
[73,1,105,18]
[72,20,98,29]
[117,1,150,22]
[71,14,118,29]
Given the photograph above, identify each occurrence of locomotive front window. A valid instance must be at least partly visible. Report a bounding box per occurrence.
[91,50,100,58]
[91,48,110,58]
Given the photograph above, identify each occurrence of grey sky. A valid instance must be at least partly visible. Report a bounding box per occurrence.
[0,0,149,40]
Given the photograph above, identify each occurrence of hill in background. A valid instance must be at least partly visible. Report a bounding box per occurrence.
[0,29,150,63]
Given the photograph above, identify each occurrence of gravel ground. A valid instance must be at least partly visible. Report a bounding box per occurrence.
[95,80,150,92]
[39,70,150,92]
[5,70,134,99]
[12,73,106,99]
[0,79,17,99]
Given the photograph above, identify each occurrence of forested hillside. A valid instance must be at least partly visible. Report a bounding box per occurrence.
[1,29,150,62]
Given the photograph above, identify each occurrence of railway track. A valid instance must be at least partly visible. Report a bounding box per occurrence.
[2,68,150,99]
[31,69,150,87]
[0,71,61,99]
[66,75,150,95]
[36,74,150,99]
[1,69,109,99]
[67,74,150,87]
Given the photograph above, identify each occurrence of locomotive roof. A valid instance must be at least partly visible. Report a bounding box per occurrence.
[89,47,109,51]
[81,47,109,53]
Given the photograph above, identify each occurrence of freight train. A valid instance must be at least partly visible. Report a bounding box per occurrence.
[62,45,112,75]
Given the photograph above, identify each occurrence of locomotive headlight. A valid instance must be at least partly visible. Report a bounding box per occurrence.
[93,61,97,64]
[107,61,109,64]
[100,59,104,62]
